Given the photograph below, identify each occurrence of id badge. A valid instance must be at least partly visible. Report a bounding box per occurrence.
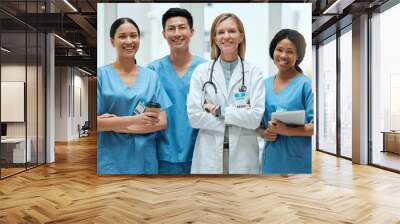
[234,92,248,108]
[276,106,287,112]
[134,100,146,114]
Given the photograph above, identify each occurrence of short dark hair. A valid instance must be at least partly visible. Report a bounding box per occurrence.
[162,8,193,30]
[269,29,306,73]
[110,17,140,39]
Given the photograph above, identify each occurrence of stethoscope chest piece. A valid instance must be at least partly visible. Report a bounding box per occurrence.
[202,57,246,104]
[239,85,247,92]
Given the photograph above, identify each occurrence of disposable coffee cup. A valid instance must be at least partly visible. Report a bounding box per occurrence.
[146,102,161,113]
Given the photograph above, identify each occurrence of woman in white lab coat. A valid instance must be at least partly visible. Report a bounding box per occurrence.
[187,13,265,174]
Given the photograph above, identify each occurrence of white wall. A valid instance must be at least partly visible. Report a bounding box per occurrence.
[55,67,68,141]
[1,65,26,81]
[1,64,46,164]
[54,67,89,141]
[1,82,25,123]
[97,3,117,67]
[72,73,89,138]
[1,65,26,139]
[204,3,272,76]
[1,65,36,135]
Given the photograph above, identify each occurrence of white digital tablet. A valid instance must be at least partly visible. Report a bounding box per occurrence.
[271,110,305,125]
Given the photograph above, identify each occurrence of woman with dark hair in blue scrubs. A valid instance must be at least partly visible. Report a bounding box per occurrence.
[258,29,314,174]
[97,18,171,174]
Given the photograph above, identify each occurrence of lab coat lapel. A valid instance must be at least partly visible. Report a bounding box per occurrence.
[213,61,229,101]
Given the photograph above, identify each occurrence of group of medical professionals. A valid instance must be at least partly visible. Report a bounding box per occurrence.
[97,8,314,175]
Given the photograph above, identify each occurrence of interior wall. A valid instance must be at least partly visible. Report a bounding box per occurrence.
[54,67,89,141]
[72,72,89,138]
[1,64,39,139]
[54,66,69,141]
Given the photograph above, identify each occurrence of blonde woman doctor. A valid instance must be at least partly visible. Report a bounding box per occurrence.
[187,13,265,174]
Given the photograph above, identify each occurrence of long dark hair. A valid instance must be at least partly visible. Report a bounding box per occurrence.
[110,18,140,64]
[109,17,140,39]
[269,29,306,73]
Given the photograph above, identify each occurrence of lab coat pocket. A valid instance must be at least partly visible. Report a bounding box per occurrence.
[231,133,259,174]
[192,129,222,173]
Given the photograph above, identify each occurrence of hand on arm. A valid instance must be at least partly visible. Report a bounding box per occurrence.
[203,103,218,115]
[97,112,160,132]
[256,127,278,141]
[114,111,167,134]
[203,103,224,118]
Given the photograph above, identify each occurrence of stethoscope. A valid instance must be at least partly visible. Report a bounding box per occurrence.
[201,57,247,104]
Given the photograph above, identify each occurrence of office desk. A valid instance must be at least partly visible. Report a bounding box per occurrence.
[381,131,400,154]
[1,138,31,163]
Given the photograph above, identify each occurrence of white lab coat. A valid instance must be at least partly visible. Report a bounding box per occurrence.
[187,58,265,174]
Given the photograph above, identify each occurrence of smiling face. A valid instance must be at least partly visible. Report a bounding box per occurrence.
[111,22,140,59]
[163,16,193,51]
[273,38,298,72]
[213,18,244,57]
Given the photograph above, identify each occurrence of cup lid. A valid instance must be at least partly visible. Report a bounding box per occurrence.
[146,102,160,108]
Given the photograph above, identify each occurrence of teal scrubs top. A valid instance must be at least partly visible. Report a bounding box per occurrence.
[262,74,314,174]
[97,64,172,174]
[147,56,206,164]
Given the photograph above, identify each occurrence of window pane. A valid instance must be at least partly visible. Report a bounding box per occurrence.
[371,3,400,171]
[318,38,337,154]
[27,31,38,169]
[340,29,352,158]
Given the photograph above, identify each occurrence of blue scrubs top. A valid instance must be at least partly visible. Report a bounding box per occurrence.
[262,74,314,174]
[97,64,172,174]
[147,56,206,163]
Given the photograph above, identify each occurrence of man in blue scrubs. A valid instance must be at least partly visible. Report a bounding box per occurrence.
[148,8,206,174]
